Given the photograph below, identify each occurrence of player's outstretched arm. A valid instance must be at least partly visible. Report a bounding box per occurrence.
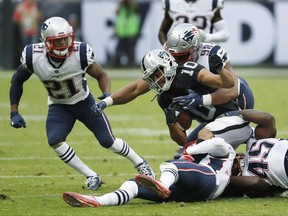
[109,78,150,105]
[229,176,280,198]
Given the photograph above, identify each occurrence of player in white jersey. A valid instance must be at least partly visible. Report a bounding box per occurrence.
[9,16,155,190]
[243,138,288,190]
[222,109,288,197]
[158,0,229,45]
[62,137,236,207]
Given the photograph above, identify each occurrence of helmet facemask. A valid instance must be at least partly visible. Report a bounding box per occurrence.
[141,49,177,95]
[45,33,75,59]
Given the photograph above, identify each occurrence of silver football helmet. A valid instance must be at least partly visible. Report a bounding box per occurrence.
[141,49,178,94]
[41,16,74,59]
[165,23,203,62]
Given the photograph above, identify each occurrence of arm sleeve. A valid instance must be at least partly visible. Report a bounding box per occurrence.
[10,66,32,105]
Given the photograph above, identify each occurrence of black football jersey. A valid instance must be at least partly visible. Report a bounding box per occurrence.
[157,61,239,123]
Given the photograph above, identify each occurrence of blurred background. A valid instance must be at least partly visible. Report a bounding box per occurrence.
[0,0,287,70]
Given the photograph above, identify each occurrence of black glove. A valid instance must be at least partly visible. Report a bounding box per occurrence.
[10,111,26,128]
[209,45,227,73]
[172,89,203,111]
[164,103,182,125]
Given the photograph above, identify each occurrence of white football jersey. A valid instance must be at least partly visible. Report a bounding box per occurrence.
[199,142,235,199]
[196,42,230,69]
[20,42,95,105]
[243,138,288,189]
[162,0,224,33]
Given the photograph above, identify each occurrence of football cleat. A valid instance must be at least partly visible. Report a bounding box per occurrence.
[135,174,171,199]
[63,192,101,207]
[135,159,155,179]
[85,175,102,190]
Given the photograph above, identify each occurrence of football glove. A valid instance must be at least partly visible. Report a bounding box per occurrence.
[91,101,107,116]
[172,89,203,111]
[98,93,111,100]
[209,45,227,73]
[10,111,26,128]
[164,103,182,125]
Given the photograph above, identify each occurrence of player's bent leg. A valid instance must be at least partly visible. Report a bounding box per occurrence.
[109,138,155,179]
[47,105,101,190]
[53,142,102,190]
[84,105,155,179]
[204,116,253,149]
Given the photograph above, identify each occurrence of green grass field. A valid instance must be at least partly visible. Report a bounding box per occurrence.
[0,67,288,216]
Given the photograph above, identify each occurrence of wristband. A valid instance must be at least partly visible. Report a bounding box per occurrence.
[102,96,113,107]
[202,94,212,106]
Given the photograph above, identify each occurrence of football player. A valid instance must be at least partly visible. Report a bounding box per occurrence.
[165,23,254,112]
[9,16,155,190]
[158,0,230,45]
[221,109,288,198]
[164,23,254,157]
[94,49,252,149]
[63,137,236,207]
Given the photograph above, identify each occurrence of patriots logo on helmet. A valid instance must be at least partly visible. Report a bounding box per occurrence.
[41,23,48,31]
[182,30,196,46]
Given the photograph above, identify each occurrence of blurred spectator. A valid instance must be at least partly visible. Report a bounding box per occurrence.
[13,0,42,46]
[112,0,140,67]
[68,13,83,41]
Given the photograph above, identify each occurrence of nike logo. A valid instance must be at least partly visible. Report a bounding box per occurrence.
[219,49,223,55]
[188,99,195,106]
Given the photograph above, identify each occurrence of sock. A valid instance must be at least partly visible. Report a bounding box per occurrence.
[96,181,138,206]
[109,138,143,167]
[159,162,179,188]
[54,142,97,177]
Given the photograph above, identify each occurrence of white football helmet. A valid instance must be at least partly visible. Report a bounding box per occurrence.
[164,23,203,62]
[41,16,74,59]
[141,49,178,94]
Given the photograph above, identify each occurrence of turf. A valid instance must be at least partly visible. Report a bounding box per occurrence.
[0,68,288,216]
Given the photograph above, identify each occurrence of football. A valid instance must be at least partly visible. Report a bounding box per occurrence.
[176,110,192,130]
